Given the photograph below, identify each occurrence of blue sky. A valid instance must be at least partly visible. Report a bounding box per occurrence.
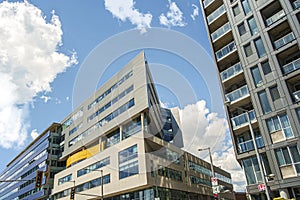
[0,0,246,190]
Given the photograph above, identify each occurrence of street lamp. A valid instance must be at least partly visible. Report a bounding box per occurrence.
[92,169,104,200]
[224,100,271,200]
[198,147,215,178]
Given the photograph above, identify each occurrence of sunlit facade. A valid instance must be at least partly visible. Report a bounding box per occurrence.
[200,0,300,199]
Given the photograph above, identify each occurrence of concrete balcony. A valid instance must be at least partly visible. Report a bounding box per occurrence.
[220,62,243,83]
[211,22,231,42]
[231,110,256,130]
[225,85,249,104]
[238,136,264,153]
[207,4,226,25]
[215,41,236,61]
[282,58,300,75]
[274,32,295,50]
[265,9,285,27]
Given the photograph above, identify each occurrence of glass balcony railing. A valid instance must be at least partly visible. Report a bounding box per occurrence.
[231,110,256,129]
[225,85,249,103]
[203,0,214,8]
[293,90,300,102]
[216,41,236,61]
[282,58,300,74]
[238,136,264,153]
[220,62,242,82]
[211,22,231,42]
[293,0,300,9]
[265,10,285,27]
[274,32,295,49]
[207,5,226,24]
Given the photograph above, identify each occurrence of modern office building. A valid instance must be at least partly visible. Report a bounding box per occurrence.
[199,0,300,199]
[0,123,64,200]
[50,51,234,200]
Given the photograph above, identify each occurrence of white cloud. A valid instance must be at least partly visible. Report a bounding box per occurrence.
[190,4,199,21]
[179,100,246,191]
[159,0,186,27]
[30,129,39,140]
[40,95,51,103]
[104,0,152,33]
[0,1,77,148]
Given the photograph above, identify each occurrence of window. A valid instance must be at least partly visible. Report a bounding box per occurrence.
[247,17,258,35]
[266,114,294,139]
[262,60,271,75]
[76,174,110,192]
[238,22,247,36]
[296,108,300,121]
[258,90,271,114]
[77,157,110,177]
[122,117,142,140]
[254,38,266,58]
[58,174,72,185]
[158,166,182,181]
[233,5,241,16]
[242,157,262,184]
[244,43,253,57]
[119,145,139,179]
[251,66,263,87]
[275,145,300,174]
[270,86,280,101]
[241,0,251,14]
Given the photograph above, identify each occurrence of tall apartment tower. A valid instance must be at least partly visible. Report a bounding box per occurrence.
[199,0,300,199]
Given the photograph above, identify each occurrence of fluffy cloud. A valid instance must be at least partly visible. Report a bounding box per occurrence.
[30,129,39,140]
[190,4,199,21]
[179,100,246,191]
[104,0,152,33]
[0,1,77,148]
[159,0,186,27]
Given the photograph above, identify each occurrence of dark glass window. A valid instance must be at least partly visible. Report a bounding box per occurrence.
[258,90,271,114]
[244,43,253,57]
[251,66,263,87]
[247,17,258,35]
[233,5,241,16]
[270,86,280,101]
[262,60,271,75]
[238,22,246,36]
[254,38,266,58]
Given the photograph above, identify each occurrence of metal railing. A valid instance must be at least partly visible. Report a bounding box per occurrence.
[274,32,295,49]
[282,58,300,75]
[265,10,285,26]
[238,136,264,153]
[231,110,256,129]
[216,41,236,61]
[207,5,226,24]
[220,62,242,82]
[225,85,249,103]
[211,22,231,42]
[203,0,215,8]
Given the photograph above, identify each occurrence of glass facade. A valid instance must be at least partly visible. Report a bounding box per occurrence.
[77,157,110,177]
[275,145,300,174]
[243,156,262,185]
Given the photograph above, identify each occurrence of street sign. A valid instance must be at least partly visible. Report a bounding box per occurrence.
[258,184,266,191]
[211,177,218,186]
[212,185,220,194]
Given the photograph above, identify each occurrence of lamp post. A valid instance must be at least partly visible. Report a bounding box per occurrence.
[225,101,271,200]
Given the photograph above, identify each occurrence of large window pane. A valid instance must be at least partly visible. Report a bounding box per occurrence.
[290,145,300,163]
[251,66,263,87]
[275,149,285,166]
[254,38,266,58]
[247,17,258,35]
[244,43,253,57]
[270,86,280,101]
[262,60,271,75]
[283,148,292,164]
[238,22,246,36]
[279,114,294,138]
[241,0,251,14]
[258,90,271,114]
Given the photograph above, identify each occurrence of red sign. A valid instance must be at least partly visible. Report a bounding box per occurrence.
[258,184,265,191]
[211,177,218,186]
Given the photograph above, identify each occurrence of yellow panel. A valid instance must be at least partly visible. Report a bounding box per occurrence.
[66,145,100,168]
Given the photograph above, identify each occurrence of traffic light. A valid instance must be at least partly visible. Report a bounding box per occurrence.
[35,170,43,188]
[70,186,76,200]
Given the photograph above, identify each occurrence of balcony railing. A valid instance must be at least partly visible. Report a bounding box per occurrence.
[207,5,226,24]
[220,62,242,82]
[216,41,236,61]
[274,32,295,49]
[225,85,249,103]
[203,0,214,8]
[265,10,285,27]
[293,90,300,102]
[282,58,300,75]
[211,22,231,42]
[293,0,300,9]
[231,110,256,129]
[238,136,264,153]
